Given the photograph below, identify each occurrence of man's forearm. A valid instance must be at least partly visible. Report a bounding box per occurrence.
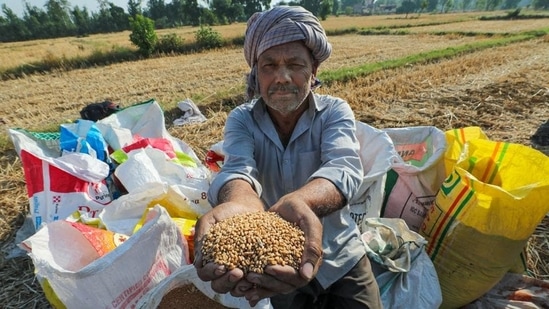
[285,178,346,218]
[217,179,266,211]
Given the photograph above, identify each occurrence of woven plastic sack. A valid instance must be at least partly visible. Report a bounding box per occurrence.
[444,127,528,274]
[381,126,447,232]
[420,139,549,309]
[443,126,488,176]
[349,122,398,231]
[8,128,112,229]
[20,205,188,309]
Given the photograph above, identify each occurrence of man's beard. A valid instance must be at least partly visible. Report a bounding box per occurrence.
[266,84,309,115]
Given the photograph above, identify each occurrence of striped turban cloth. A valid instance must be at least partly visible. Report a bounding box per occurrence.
[244,6,332,99]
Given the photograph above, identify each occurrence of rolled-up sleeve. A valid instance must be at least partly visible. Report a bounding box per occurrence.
[309,97,363,203]
[207,107,263,206]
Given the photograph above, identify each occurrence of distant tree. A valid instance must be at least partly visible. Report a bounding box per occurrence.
[23,4,50,39]
[183,0,201,26]
[128,0,142,17]
[344,6,353,15]
[212,0,246,23]
[45,0,76,37]
[301,0,322,15]
[484,0,502,10]
[441,0,454,12]
[93,2,129,33]
[462,0,473,11]
[166,0,185,26]
[200,8,218,25]
[108,3,130,31]
[72,6,92,36]
[232,0,267,19]
[146,0,167,20]
[0,4,30,42]
[397,0,417,16]
[501,0,521,9]
[417,0,428,15]
[426,0,438,11]
[211,0,232,24]
[476,0,487,10]
[97,0,110,12]
[332,0,340,15]
[532,0,549,9]
[319,0,333,20]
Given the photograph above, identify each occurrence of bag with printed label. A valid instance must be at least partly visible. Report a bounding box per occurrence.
[9,128,112,230]
[20,205,188,309]
[420,139,549,309]
[381,126,447,232]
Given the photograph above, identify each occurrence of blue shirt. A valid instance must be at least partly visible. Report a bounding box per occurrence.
[208,93,366,288]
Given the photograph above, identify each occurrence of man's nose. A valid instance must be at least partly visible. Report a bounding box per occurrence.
[273,66,292,82]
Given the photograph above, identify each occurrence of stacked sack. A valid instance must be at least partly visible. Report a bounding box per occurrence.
[9,99,266,308]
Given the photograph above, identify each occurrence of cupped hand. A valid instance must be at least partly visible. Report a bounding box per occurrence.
[269,194,323,283]
[193,201,261,294]
[238,264,305,307]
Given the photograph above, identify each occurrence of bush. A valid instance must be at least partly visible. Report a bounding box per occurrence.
[156,33,185,54]
[129,15,158,57]
[195,26,223,50]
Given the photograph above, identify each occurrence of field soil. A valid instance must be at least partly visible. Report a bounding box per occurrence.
[0,13,548,308]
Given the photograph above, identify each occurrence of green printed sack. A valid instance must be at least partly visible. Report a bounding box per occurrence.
[420,139,549,308]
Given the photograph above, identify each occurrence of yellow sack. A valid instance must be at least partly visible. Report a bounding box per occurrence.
[443,126,488,176]
[134,207,197,263]
[420,139,549,309]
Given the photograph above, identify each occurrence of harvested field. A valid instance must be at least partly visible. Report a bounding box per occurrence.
[0,11,548,308]
[405,18,549,34]
[0,34,502,131]
[0,11,500,71]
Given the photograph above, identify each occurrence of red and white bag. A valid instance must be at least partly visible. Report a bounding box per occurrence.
[9,129,112,230]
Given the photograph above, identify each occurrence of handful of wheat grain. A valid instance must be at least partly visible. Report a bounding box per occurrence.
[201,212,305,274]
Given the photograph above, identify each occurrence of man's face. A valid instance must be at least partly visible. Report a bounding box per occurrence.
[257,41,317,115]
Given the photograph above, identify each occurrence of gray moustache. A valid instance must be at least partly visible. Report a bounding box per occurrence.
[268,86,298,94]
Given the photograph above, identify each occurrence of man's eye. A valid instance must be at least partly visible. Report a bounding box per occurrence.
[289,63,305,69]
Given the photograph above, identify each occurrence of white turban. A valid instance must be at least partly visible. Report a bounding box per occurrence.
[244,6,332,99]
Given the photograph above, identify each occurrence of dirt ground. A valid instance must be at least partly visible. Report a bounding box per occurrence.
[0,22,548,308]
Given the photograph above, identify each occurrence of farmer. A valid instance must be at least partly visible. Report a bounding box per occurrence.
[194,6,382,308]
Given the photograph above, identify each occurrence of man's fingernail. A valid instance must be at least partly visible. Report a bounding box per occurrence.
[229,273,240,282]
[302,263,314,280]
[214,266,226,276]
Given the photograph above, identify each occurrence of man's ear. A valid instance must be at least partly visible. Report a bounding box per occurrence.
[312,60,319,75]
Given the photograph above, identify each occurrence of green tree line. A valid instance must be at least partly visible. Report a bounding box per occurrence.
[1,0,548,43]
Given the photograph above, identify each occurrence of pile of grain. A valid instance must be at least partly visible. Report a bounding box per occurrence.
[158,284,229,309]
[201,212,305,274]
